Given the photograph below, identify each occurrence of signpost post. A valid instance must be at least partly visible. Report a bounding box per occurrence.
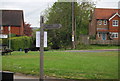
[40,16,44,81]
[39,16,62,81]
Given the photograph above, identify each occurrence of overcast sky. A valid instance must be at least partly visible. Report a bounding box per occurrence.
[0,0,120,27]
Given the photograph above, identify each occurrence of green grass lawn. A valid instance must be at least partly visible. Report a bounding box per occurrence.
[75,45,119,50]
[2,51,118,79]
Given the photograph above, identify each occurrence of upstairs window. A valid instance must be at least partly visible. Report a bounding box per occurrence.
[98,20,102,25]
[104,20,107,25]
[112,20,119,27]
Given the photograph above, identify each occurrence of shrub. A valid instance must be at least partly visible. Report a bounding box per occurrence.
[2,38,8,45]
[10,36,33,51]
[89,35,96,40]
[76,43,91,50]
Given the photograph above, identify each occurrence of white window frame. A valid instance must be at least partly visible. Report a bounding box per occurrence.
[98,32,101,38]
[98,20,102,25]
[104,20,107,25]
[112,33,118,38]
[112,20,119,27]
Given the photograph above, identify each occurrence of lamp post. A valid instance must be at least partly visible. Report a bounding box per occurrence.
[8,26,11,49]
[72,2,76,49]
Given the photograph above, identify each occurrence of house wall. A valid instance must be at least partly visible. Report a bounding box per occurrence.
[2,20,24,36]
[2,26,23,35]
[96,19,109,40]
[97,20,108,28]
[109,15,120,40]
[109,15,119,32]
[96,33,109,40]
[20,20,24,35]
[89,11,97,36]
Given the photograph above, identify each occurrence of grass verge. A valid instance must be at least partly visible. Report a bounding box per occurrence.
[2,51,118,79]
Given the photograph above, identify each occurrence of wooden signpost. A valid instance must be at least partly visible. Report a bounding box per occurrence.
[39,16,62,81]
[44,24,62,29]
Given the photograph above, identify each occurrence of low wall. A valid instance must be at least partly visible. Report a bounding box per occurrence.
[90,40,120,45]
[79,35,120,45]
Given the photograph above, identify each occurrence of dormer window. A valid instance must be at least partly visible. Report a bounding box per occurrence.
[104,20,107,25]
[98,20,102,25]
[112,20,119,27]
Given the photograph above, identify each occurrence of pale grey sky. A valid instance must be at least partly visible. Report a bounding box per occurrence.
[0,0,120,27]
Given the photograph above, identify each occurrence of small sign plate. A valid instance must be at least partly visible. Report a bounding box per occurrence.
[36,31,47,47]
[44,24,62,29]
[0,34,8,38]
[72,35,74,41]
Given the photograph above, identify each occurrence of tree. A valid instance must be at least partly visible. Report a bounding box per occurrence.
[44,1,95,49]
[76,1,95,36]
[24,22,33,36]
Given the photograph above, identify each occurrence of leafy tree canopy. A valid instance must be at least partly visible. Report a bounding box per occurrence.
[44,1,95,49]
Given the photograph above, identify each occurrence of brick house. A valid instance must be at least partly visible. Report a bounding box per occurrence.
[0,10,24,36]
[89,8,120,40]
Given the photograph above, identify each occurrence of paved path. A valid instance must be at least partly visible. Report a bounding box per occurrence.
[14,73,78,81]
[14,73,39,79]
[14,73,62,81]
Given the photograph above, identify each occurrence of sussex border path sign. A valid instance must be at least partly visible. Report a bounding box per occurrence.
[39,16,62,81]
[44,24,62,29]
[0,34,8,38]
[36,31,47,47]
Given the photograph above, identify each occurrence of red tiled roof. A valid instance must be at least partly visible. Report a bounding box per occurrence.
[94,8,119,19]
[0,10,24,26]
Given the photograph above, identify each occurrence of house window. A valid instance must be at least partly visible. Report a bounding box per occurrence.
[98,20,102,25]
[104,20,107,25]
[112,33,118,38]
[112,20,119,26]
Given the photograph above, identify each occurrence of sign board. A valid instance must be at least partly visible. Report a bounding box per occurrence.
[0,34,8,38]
[44,24,62,29]
[72,35,74,41]
[36,31,47,47]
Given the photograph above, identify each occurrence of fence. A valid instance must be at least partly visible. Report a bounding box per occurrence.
[79,35,120,45]
[78,35,90,45]
[90,40,120,45]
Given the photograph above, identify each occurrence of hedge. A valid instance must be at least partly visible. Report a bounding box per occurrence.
[1,36,32,51]
[11,36,33,51]
[0,39,1,42]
